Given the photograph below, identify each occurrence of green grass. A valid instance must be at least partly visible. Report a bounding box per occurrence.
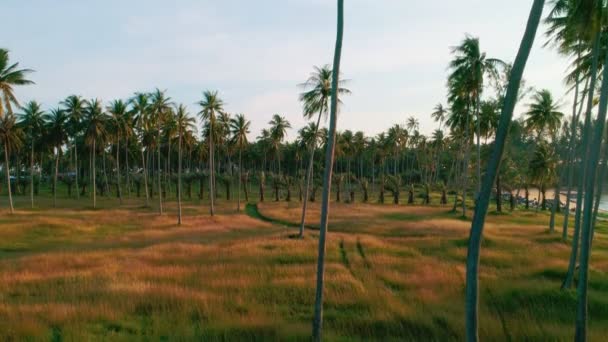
[0,191,607,340]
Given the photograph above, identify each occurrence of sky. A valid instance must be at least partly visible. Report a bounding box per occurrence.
[2,0,572,141]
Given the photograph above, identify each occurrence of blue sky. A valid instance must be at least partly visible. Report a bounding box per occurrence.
[3,0,570,140]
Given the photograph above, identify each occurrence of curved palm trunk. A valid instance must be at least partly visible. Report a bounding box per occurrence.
[299,109,324,238]
[30,144,34,209]
[563,35,600,290]
[574,37,608,341]
[54,148,59,208]
[464,1,543,341]
[4,144,14,213]
[141,148,149,206]
[178,128,183,225]
[312,0,343,340]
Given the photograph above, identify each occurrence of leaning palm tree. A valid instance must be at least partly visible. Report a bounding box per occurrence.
[175,104,195,224]
[312,0,344,340]
[17,101,46,208]
[198,90,225,216]
[0,113,23,213]
[107,99,128,204]
[150,89,172,215]
[268,114,291,176]
[61,95,86,199]
[44,108,69,208]
[298,65,350,237]
[83,99,108,209]
[464,1,545,341]
[230,113,251,212]
[0,48,34,118]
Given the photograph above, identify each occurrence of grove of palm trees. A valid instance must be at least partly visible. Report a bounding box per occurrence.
[1,0,608,340]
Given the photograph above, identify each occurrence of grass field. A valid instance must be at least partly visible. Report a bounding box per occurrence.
[0,192,607,341]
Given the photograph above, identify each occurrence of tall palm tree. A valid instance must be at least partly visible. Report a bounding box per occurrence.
[463,1,545,341]
[44,108,68,208]
[17,101,45,208]
[298,65,350,237]
[230,113,251,212]
[61,95,86,199]
[83,99,108,209]
[312,0,344,339]
[0,113,23,213]
[448,35,505,200]
[150,89,172,215]
[0,49,34,118]
[525,89,564,140]
[130,93,150,206]
[107,100,128,204]
[175,104,195,224]
[432,103,448,130]
[198,90,225,216]
[268,114,291,176]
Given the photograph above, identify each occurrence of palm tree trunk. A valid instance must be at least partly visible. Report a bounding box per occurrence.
[591,151,607,244]
[30,144,34,209]
[54,148,60,208]
[462,102,472,217]
[157,132,163,215]
[92,141,96,209]
[126,136,131,197]
[574,34,608,341]
[299,109,324,237]
[178,127,183,225]
[116,136,122,204]
[237,146,242,212]
[464,1,544,341]
[475,93,481,196]
[4,144,14,213]
[75,143,79,199]
[142,148,149,206]
[312,0,343,339]
[209,130,215,216]
[563,34,601,290]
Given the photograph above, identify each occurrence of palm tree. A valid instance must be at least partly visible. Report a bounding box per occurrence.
[525,89,564,140]
[83,99,108,209]
[230,113,251,212]
[150,89,172,215]
[107,100,128,204]
[463,1,545,341]
[130,93,150,206]
[61,95,85,199]
[44,109,68,208]
[268,114,291,175]
[529,143,557,210]
[432,103,448,130]
[0,49,34,117]
[198,90,225,216]
[0,113,23,213]
[298,65,350,237]
[175,104,195,224]
[17,101,45,208]
[312,0,344,339]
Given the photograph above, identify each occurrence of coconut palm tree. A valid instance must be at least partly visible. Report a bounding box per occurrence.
[17,101,45,208]
[463,1,545,340]
[107,100,128,204]
[130,93,150,206]
[175,104,195,224]
[0,49,34,118]
[432,103,448,130]
[230,113,250,212]
[525,89,564,140]
[312,0,344,339]
[268,114,291,176]
[45,108,69,208]
[150,89,172,214]
[0,113,23,213]
[198,90,225,216]
[83,99,108,209]
[298,65,350,238]
[61,95,86,199]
